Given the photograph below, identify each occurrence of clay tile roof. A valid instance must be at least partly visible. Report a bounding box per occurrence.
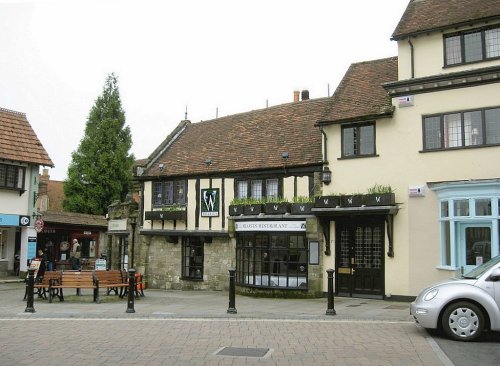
[145,98,332,177]
[318,57,398,124]
[0,107,54,167]
[41,210,107,227]
[392,0,500,40]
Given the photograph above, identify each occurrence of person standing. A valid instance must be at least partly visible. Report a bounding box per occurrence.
[70,239,81,270]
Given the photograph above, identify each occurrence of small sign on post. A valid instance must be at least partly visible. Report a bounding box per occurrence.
[95,259,107,271]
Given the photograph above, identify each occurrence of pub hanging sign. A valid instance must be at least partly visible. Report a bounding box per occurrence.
[201,188,219,217]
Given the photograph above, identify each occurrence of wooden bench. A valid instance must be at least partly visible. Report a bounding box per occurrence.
[121,271,146,298]
[23,271,62,300]
[49,270,100,303]
[94,270,128,297]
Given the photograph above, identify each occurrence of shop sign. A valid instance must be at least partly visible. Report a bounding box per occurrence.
[27,237,37,260]
[35,219,44,233]
[0,213,30,227]
[235,221,306,232]
[201,188,219,217]
[108,219,127,232]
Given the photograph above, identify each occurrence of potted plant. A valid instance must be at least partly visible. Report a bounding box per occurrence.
[229,198,245,216]
[340,193,364,207]
[364,184,395,206]
[264,197,290,214]
[145,204,187,221]
[243,198,265,215]
[314,195,340,208]
[290,196,315,214]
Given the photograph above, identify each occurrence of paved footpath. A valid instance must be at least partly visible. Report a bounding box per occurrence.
[0,281,451,366]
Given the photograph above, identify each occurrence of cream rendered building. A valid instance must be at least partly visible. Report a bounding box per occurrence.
[318,0,500,298]
[0,107,54,277]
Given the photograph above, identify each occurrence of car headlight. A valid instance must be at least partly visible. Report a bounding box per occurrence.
[423,288,438,301]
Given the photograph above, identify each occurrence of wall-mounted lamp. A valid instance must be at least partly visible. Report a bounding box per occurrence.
[321,166,332,185]
[281,152,289,160]
[205,159,212,167]
[158,163,164,171]
[32,211,41,220]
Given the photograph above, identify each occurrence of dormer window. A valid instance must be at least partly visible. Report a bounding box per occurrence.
[444,25,500,66]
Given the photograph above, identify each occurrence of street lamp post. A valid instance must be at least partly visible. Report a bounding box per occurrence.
[129,215,137,269]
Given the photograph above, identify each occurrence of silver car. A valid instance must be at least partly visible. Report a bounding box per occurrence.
[410,254,500,341]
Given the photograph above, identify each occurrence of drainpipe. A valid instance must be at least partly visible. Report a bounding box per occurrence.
[408,37,415,78]
[319,126,328,163]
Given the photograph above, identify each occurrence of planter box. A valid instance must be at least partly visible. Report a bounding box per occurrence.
[364,193,395,206]
[290,203,313,215]
[340,195,364,207]
[315,196,340,208]
[264,202,290,214]
[229,205,244,216]
[244,204,263,215]
[145,210,187,221]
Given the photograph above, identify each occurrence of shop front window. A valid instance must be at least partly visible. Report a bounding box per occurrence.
[236,233,308,289]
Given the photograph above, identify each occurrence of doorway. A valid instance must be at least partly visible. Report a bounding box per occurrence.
[335,218,385,298]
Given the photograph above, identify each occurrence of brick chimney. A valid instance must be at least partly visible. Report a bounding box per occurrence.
[301,90,309,101]
[293,90,300,102]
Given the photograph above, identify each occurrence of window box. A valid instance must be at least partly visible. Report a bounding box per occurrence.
[244,204,263,215]
[340,194,364,207]
[145,210,187,221]
[264,202,290,214]
[229,205,244,216]
[290,203,314,215]
[364,193,395,206]
[315,196,340,208]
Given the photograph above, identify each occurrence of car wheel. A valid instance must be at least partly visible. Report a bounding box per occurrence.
[441,301,484,341]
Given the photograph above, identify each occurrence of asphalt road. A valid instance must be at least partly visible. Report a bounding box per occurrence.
[428,329,500,366]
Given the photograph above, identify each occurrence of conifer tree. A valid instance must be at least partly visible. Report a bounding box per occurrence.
[63,73,134,215]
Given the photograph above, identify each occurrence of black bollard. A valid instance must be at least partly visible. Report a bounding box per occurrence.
[25,268,36,313]
[326,268,336,315]
[227,268,237,314]
[126,268,136,313]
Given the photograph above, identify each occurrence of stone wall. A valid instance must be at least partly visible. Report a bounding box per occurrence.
[136,235,234,291]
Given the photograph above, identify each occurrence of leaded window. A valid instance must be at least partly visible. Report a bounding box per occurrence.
[0,164,25,190]
[235,178,282,199]
[152,180,186,206]
[341,123,375,157]
[445,25,500,66]
[423,107,500,150]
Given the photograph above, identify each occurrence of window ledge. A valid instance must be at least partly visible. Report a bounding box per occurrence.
[436,265,458,271]
[338,154,379,160]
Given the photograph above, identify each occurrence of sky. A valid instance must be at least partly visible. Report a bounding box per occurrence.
[0,0,409,181]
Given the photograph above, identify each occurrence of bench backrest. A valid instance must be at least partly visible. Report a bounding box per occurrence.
[35,271,61,286]
[94,270,125,284]
[60,271,96,286]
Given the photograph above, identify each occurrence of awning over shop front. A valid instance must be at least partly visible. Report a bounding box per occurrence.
[312,205,399,258]
[312,205,399,216]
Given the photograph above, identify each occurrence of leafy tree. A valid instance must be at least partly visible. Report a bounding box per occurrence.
[63,73,134,215]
